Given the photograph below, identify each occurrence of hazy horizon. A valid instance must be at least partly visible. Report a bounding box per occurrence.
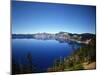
[12,31,96,34]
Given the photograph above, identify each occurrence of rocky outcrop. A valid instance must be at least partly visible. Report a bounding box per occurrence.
[12,32,95,44]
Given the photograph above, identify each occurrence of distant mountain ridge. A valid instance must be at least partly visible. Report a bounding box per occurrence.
[12,32,95,44]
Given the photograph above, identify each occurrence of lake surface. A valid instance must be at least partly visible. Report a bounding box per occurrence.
[12,39,79,72]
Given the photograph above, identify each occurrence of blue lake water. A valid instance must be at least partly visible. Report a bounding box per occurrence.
[12,39,79,72]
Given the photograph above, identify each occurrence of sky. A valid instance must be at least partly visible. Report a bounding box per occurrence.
[12,1,96,34]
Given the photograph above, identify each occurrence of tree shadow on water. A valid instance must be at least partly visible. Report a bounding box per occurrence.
[12,52,37,74]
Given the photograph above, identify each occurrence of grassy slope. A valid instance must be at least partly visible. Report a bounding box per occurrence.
[47,37,96,72]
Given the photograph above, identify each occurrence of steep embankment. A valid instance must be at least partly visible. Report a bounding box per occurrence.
[47,37,96,72]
